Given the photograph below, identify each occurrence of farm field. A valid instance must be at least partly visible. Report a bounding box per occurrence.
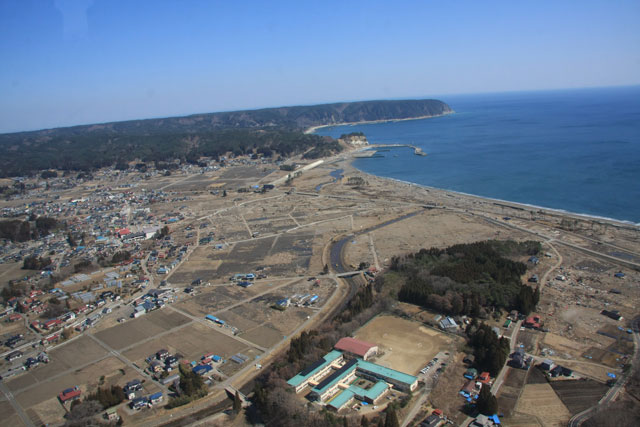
[549,379,609,415]
[0,401,21,426]
[93,309,191,351]
[497,367,529,417]
[173,278,332,348]
[5,335,108,392]
[354,315,453,375]
[122,321,259,367]
[516,383,571,427]
[12,356,130,423]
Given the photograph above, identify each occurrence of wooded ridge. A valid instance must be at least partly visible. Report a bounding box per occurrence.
[0,99,451,176]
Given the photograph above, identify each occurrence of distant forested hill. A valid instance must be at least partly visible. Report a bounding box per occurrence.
[0,99,451,176]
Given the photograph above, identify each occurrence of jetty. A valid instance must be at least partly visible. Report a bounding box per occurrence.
[353,151,384,158]
[369,144,428,156]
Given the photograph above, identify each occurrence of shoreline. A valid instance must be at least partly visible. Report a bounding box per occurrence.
[333,153,639,229]
[304,111,454,134]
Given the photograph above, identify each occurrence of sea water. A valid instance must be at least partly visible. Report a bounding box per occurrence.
[314,86,640,224]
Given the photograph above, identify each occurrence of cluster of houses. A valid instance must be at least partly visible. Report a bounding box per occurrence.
[4,333,24,348]
[29,290,123,334]
[152,245,188,275]
[1,348,49,379]
[2,290,48,317]
[123,378,163,410]
[459,368,493,401]
[145,349,182,380]
[190,351,223,377]
[538,359,573,378]
[131,288,175,318]
[130,392,164,410]
[274,293,319,309]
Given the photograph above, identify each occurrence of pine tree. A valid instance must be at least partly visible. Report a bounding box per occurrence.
[384,407,399,427]
[477,385,498,415]
[361,415,370,426]
[233,390,242,413]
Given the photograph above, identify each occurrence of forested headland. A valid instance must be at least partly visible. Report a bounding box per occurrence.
[0,99,451,176]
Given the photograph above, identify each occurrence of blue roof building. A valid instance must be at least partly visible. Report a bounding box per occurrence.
[193,364,213,375]
[289,350,418,406]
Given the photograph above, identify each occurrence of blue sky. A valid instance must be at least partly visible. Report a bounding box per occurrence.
[1,0,639,133]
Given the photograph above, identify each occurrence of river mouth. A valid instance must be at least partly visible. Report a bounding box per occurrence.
[315,168,344,192]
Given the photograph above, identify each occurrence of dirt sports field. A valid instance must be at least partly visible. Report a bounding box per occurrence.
[354,315,452,375]
[516,383,571,427]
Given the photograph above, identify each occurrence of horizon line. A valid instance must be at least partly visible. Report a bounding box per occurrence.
[2,83,639,136]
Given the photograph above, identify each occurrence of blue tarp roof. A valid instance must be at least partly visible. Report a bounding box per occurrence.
[492,415,501,424]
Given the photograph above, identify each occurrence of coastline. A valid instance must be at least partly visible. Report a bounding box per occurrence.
[304,111,454,134]
[335,153,639,229]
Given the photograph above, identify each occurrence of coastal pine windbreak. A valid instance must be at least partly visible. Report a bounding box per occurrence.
[391,240,541,316]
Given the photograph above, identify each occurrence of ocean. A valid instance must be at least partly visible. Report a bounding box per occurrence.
[314,86,640,224]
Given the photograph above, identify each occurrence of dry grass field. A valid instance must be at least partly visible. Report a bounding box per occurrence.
[354,315,452,375]
[93,309,191,351]
[554,360,615,382]
[0,401,21,426]
[14,356,127,415]
[6,335,109,392]
[516,383,571,427]
[541,333,590,359]
[122,321,257,365]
